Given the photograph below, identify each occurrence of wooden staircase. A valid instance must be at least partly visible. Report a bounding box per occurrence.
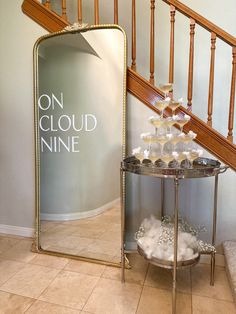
[22,0,236,170]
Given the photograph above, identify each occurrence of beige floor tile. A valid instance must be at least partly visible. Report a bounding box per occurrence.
[0,259,26,286]
[0,290,34,313]
[83,277,142,314]
[0,237,20,255]
[102,254,148,285]
[65,260,105,277]
[85,239,120,257]
[71,226,106,239]
[25,300,81,313]
[191,264,233,301]
[192,295,236,314]
[55,236,95,251]
[40,221,60,232]
[137,286,191,314]
[39,270,99,310]
[29,254,69,270]
[145,264,191,294]
[0,239,36,263]
[0,264,60,298]
[78,250,114,263]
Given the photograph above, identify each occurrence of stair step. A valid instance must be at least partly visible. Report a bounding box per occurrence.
[223,240,236,303]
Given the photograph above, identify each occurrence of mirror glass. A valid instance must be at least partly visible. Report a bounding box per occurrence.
[35,26,126,265]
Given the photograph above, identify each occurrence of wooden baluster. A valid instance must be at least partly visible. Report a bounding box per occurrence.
[207,32,217,127]
[78,0,82,24]
[131,0,136,71]
[150,0,155,85]
[227,47,236,142]
[114,0,118,24]
[62,0,67,20]
[94,0,99,25]
[44,0,51,9]
[187,18,195,110]
[169,5,176,85]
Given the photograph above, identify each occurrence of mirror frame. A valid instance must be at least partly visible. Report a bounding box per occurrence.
[32,24,127,267]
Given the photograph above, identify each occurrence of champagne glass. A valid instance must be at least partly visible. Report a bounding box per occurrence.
[132,147,145,163]
[154,98,170,118]
[149,116,165,135]
[168,99,181,115]
[165,117,175,134]
[174,114,191,132]
[159,83,173,98]
[188,149,203,167]
[157,133,172,155]
[141,133,158,151]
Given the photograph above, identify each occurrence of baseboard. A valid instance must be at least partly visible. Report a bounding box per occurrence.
[0,224,34,238]
[41,198,120,221]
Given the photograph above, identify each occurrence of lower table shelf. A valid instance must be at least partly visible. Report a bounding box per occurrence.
[137,245,200,269]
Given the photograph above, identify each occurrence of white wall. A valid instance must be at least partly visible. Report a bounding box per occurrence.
[0,0,47,232]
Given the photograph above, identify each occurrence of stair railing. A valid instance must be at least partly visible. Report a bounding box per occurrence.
[42,0,236,143]
[23,0,236,163]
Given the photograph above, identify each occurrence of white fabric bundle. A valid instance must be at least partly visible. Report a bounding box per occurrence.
[136,216,199,261]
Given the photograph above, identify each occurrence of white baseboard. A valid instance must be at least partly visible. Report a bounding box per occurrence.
[41,198,120,221]
[0,224,34,238]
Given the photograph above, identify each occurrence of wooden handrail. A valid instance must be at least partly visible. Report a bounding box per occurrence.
[162,0,236,47]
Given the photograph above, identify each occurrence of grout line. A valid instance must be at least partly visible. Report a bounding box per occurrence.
[135,261,150,314]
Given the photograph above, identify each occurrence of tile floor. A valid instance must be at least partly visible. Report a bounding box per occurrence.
[40,206,121,263]
[0,233,235,313]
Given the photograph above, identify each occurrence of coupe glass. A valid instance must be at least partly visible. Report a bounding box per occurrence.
[165,117,175,134]
[140,133,158,151]
[188,149,203,167]
[174,114,191,132]
[155,98,170,118]
[149,116,166,135]
[157,133,172,155]
[159,83,173,98]
[168,99,181,115]
[132,147,145,162]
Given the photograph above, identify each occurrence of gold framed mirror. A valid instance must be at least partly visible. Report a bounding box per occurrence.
[33,25,127,266]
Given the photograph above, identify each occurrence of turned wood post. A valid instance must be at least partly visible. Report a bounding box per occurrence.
[78,0,82,24]
[94,0,99,25]
[131,0,136,71]
[150,0,155,85]
[44,0,51,9]
[62,0,67,21]
[169,5,176,85]
[207,32,217,127]
[187,18,195,110]
[114,0,118,24]
[227,46,236,142]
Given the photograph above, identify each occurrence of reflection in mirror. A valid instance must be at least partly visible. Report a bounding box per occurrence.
[35,26,126,265]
